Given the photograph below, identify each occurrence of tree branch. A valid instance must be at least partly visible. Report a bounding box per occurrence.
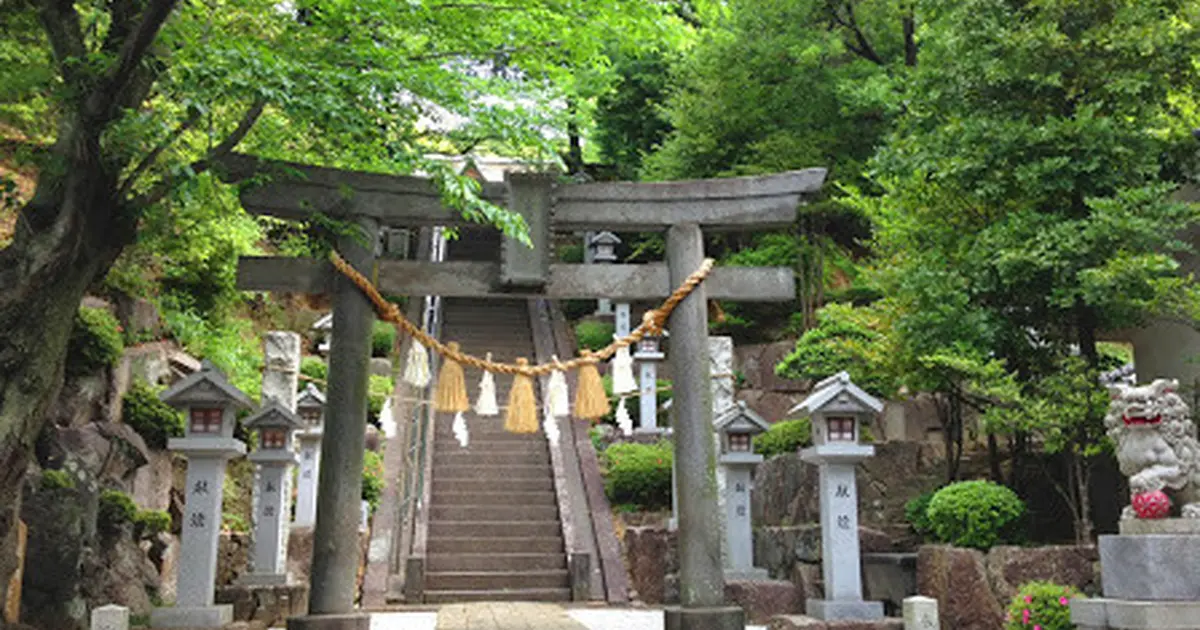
[829,1,885,66]
[37,0,86,82]
[131,99,265,209]
[115,109,202,200]
[86,0,179,119]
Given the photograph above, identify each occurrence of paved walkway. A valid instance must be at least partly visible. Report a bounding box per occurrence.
[364,605,769,630]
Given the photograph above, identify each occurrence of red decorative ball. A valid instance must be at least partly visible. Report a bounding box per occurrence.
[1132,490,1171,519]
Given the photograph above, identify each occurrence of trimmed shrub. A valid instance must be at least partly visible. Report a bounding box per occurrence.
[1005,581,1082,630]
[371,320,396,357]
[40,469,75,491]
[603,441,673,510]
[362,450,385,513]
[300,355,328,386]
[575,320,616,353]
[904,489,938,538]
[68,306,125,376]
[927,480,1026,550]
[122,378,185,449]
[133,509,172,539]
[367,374,393,428]
[98,489,137,533]
[753,418,812,458]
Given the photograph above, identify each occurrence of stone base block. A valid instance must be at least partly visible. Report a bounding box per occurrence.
[151,604,233,628]
[805,599,884,621]
[234,573,289,586]
[1071,597,1200,629]
[1098,534,1200,600]
[767,615,903,630]
[725,579,801,624]
[216,583,309,628]
[1119,518,1200,535]
[663,605,746,630]
[726,568,771,581]
[286,613,371,630]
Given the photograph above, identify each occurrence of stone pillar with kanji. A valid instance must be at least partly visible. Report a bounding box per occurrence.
[294,383,326,527]
[634,330,666,432]
[240,402,301,584]
[715,401,771,579]
[793,371,885,621]
[152,362,253,629]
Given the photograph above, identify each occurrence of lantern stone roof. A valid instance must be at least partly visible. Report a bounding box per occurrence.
[243,401,303,430]
[589,231,622,245]
[312,313,333,331]
[297,383,326,407]
[788,371,883,416]
[714,400,771,434]
[159,362,255,410]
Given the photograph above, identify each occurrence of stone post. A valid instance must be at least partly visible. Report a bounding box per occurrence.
[91,604,130,630]
[635,340,662,432]
[903,596,938,630]
[709,336,735,567]
[294,439,321,527]
[294,216,377,629]
[662,223,744,630]
[714,401,771,580]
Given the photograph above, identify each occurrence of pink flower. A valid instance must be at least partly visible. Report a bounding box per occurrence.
[1060,596,1069,606]
[1025,595,1033,604]
[1022,608,1030,623]
[1034,626,1042,630]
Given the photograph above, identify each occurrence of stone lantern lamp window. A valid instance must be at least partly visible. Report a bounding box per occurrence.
[296,383,327,434]
[261,428,287,449]
[827,416,856,442]
[300,408,321,427]
[190,408,224,434]
[728,432,752,453]
[243,402,303,456]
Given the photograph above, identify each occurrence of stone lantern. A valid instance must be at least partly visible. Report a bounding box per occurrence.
[588,231,621,317]
[153,362,252,629]
[240,402,302,585]
[790,371,885,621]
[588,231,621,263]
[714,401,771,578]
[633,329,668,432]
[293,383,325,528]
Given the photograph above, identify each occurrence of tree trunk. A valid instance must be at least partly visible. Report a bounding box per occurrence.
[987,432,1003,483]
[1074,452,1094,544]
[0,122,132,607]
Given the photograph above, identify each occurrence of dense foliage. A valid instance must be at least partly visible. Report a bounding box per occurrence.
[122,378,186,449]
[752,418,812,459]
[362,450,385,513]
[97,489,138,535]
[904,489,938,539]
[603,441,673,510]
[575,320,616,353]
[68,306,125,377]
[926,480,1027,550]
[1005,582,1083,630]
[372,321,397,358]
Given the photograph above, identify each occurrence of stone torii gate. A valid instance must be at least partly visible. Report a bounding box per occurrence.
[219,153,825,630]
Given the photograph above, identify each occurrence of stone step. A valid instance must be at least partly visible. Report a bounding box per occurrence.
[428,521,562,538]
[430,504,559,522]
[433,438,547,453]
[432,491,558,507]
[432,477,555,493]
[433,430,546,443]
[426,553,567,573]
[432,464,552,479]
[426,536,564,555]
[432,452,549,467]
[424,570,570,591]
[423,588,571,603]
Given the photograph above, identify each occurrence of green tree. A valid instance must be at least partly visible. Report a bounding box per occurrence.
[0,0,677,602]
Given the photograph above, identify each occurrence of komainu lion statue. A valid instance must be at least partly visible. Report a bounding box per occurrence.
[1106,378,1200,519]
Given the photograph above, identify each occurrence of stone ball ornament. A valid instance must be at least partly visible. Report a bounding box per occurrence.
[1131,490,1171,519]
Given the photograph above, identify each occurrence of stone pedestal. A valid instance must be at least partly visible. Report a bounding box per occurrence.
[241,460,295,584]
[295,435,321,527]
[722,456,768,580]
[800,444,884,621]
[1071,520,1200,629]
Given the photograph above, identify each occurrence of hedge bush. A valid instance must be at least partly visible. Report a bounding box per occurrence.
[122,378,185,449]
[300,356,328,386]
[68,306,125,376]
[575,320,615,353]
[40,469,75,491]
[367,374,393,427]
[362,450,385,513]
[133,509,172,539]
[927,480,1026,550]
[372,321,396,357]
[98,489,137,533]
[904,489,938,538]
[753,418,812,458]
[603,441,673,510]
[1005,581,1082,630]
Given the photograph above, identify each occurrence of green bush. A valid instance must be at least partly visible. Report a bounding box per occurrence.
[372,320,396,357]
[68,306,125,376]
[603,441,673,510]
[1005,581,1083,630]
[40,469,75,491]
[362,450,385,513]
[367,374,394,427]
[98,489,137,533]
[575,320,616,353]
[122,378,185,449]
[927,480,1026,550]
[133,509,172,539]
[300,355,328,386]
[753,418,812,458]
[904,489,938,538]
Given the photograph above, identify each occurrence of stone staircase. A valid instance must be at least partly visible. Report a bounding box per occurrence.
[424,297,571,603]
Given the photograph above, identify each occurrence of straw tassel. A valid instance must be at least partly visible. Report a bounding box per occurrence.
[504,358,539,434]
[610,336,637,396]
[434,342,470,413]
[574,351,610,421]
[475,352,499,416]
[615,397,634,436]
[403,339,431,388]
[452,411,469,448]
[546,358,571,418]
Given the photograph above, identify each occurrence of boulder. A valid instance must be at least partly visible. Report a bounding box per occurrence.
[115,296,163,343]
[288,528,314,584]
[984,545,1099,604]
[623,526,677,605]
[754,526,894,580]
[916,545,1002,630]
[45,373,112,428]
[725,579,801,624]
[218,533,252,585]
[790,563,823,602]
[215,583,309,628]
[738,390,803,425]
[20,482,92,630]
[81,535,161,617]
[734,341,808,393]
